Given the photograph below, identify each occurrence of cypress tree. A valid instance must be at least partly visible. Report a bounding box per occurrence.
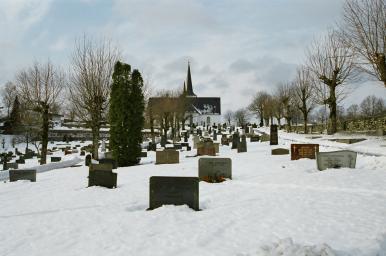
[8,96,21,134]
[109,61,144,166]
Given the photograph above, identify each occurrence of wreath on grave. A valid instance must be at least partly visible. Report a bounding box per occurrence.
[201,175,226,183]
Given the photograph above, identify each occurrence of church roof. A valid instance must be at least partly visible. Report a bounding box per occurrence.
[186,63,196,97]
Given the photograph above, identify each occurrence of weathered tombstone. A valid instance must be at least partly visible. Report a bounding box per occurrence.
[291,144,319,160]
[51,156,61,162]
[260,134,270,142]
[88,166,117,189]
[9,169,36,182]
[271,148,290,155]
[221,134,229,146]
[213,130,217,141]
[7,162,18,169]
[270,125,278,145]
[192,135,200,149]
[231,133,239,149]
[156,150,179,164]
[148,176,199,211]
[316,150,357,171]
[197,141,216,156]
[213,143,220,154]
[99,158,117,169]
[198,158,232,182]
[85,154,92,166]
[237,135,247,153]
[250,135,260,142]
[141,151,148,158]
[147,142,157,151]
[16,157,25,164]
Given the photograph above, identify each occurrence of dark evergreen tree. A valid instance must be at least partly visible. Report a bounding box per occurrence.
[6,96,21,134]
[109,61,144,166]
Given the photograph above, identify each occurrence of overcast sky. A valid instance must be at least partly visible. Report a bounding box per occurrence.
[0,0,385,113]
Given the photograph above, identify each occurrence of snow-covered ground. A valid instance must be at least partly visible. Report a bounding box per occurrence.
[1,132,386,256]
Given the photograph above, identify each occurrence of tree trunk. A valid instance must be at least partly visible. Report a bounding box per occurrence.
[303,112,308,134]
[327,86,337,135]
[91,123,100,160]
[40,104,49,165]
[259,115,264,127]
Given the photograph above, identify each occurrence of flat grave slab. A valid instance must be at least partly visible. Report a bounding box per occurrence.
[198,158,232,181]
[316,150,357,171]
[9,169,36,182]
[291,144,319,160]
[329,138,366,144]
[149,176,199,211]
[51,156,61,162]
[272,148,289,155]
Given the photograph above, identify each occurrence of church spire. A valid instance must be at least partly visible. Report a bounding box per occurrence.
[186,62,196,97]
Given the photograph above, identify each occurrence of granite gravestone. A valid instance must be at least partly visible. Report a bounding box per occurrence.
[51,156,61,162]
[148,176,199,211]
[9,169,36,182]
[231,133,239,149]
[221,134,229,146]
[270,125,278,145]
[89,163,113,172]
[213,130,217,141]
[250,135,260,142]
[156,150,179,164]
[7,163,18,169]
[197,141,216,156]
[99,158,117,169]
[88,166,117,189]
[260,134,270,142]
[192,135,200,149]
[271,148,290,155]
[198,158,232,180]
[213,143,220,154]
[85,154,92,166]
[316,150,357,171]
[291,144,319,160]
[237,135,247,153]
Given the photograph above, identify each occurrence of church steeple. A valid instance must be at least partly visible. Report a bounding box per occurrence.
[186,62,196,97]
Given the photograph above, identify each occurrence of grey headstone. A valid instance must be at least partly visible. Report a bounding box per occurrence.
[316,150,357,171]
[231,133,239,149]
[90,163,113,172]
[51,156,61,162]
[237,135,247,153]
[9,169,36,182]
[271,148,290,155]
[260,134,270,142]
[156,150,179,164]
[7,162,18,169]
[85,154,92,166]
[88,170,117,188]
[199,158,232,180]
[270,125,278,145]
[141,151,148,158]
[99,158,117,169]
[149,176,199,211]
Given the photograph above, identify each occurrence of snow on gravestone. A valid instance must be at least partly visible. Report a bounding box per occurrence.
[316,150,357,171]
[148,176,199,211]
[290,144,319,160]
[198,158,232,180]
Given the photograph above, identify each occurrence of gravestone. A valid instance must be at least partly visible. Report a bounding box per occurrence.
[148,176,199,211]
[80,151,85,156]
[260,134,270,142]
[88,169,117,188]
[291,144,319,160]
[99,158,117,169]
[184,132,188,142]
[147,142,157,151]
[197,141,216,156]
[9,169,36,182]
[237,135,247,153]
[250,135,260,142]
[271,148,290,155]
[270,125,278,145]
[141,151,148,158]
[231,133,239,149]
[213,130,217,141]
[192,135,200,149]
[221,134,229,146]
[213,143,220,154]
[16,157,25,164]
[7,162,18,169]
[198,158,232,181]
[156,150,179,164]
[316,150,357,171]
[51,156,61,162]
[85,154,92,166]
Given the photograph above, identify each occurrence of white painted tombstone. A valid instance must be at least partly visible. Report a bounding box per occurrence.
[316,150,357,171]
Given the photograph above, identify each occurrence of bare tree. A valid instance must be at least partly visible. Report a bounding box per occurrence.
[276,82,297,132]
[293,67,315,134]
[340,0,386,87]
[15,61,64,164]
[272,94,284,127]
[307,30,356,134]
[69,36,119,159]
[346,104,360,119]
[233,108,249,127]
[360,95,385,117]
[248,91,270,127]
[1,82,17,118]
[224,110,233,126]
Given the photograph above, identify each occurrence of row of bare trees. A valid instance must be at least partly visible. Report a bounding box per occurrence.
[246,0,385,135]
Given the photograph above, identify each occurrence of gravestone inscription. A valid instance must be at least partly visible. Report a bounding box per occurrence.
[148,176,199,211]
[291,144,319,160]
[316,150,357,171]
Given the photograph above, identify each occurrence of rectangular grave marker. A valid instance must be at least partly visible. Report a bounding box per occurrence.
[270,125,278,145]
[99,158,117,169]
[7,163,18,169]
[51,156,61,162]
[198,158,232,180]
[272,148,290,155]
[156,150,179,164]
[291,144,319,160]
[9,169,36,182]
[88,170,117,188]
[316,150,357,171]
[149,176,199,211]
